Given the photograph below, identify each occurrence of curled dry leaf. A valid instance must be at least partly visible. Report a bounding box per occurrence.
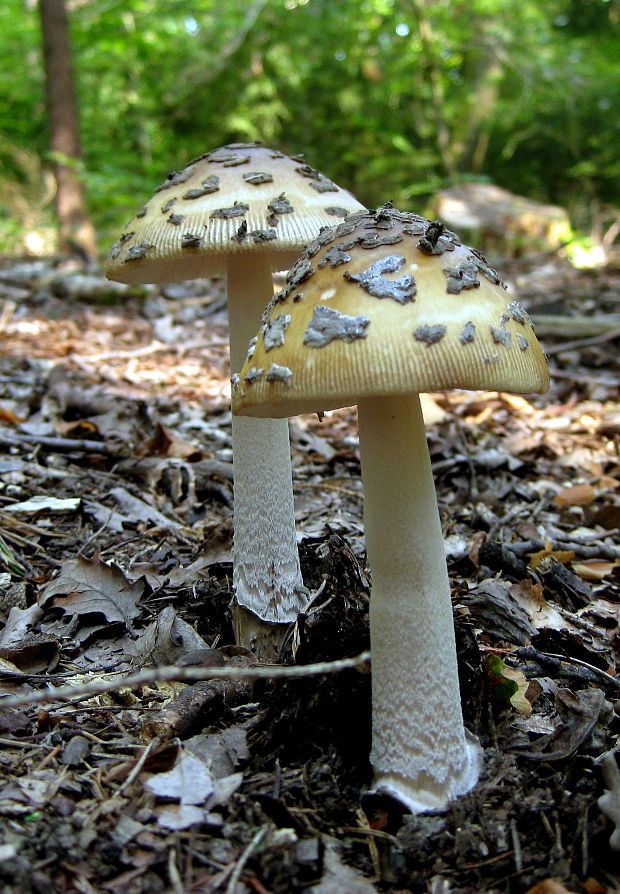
[485,654,533,714]
[510,688,605,760]
[38,554,145,627]
[132,606,210,666]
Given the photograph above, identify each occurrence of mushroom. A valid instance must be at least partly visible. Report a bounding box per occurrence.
[232,205,550,812]
[105,142,366,655]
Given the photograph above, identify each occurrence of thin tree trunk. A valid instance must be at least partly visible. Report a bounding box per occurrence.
[39,0,97,257]
[407,0,456,179]
[456,49,504,173]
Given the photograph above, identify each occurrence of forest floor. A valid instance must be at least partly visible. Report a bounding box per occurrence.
[0,252,618,894]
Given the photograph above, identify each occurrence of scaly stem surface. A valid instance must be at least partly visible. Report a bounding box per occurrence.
[227,258,306,654]
[357,392,480,812]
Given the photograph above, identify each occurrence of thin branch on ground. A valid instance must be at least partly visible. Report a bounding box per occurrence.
[0,651,372,709]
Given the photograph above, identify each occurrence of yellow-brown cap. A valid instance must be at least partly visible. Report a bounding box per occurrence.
[232,205,550,417]
[105,143,366,283]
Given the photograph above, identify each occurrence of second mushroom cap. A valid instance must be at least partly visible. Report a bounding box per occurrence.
[105,142,366,283]
[232,205,550,417]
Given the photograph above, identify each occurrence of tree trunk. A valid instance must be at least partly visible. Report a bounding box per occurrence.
[407,0,456,179]
[39,0,97,257]
[455,49,504,174]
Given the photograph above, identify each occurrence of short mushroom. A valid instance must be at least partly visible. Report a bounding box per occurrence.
[232,205,550,812]
[105,142,365,655]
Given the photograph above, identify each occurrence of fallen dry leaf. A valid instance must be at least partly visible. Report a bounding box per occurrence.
[572,559,618,581]
[3,495,81,514]
[555,483,597,507]
[38,554,146,626]
[132,606,211,666]
[525,881,579,894]
[154,803,206,830]
[511,688,605,761]
[145,749,214,805]
[485,653,532,714]
[528,545,576,569]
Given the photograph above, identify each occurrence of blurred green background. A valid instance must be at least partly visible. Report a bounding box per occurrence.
[1,0,619,254]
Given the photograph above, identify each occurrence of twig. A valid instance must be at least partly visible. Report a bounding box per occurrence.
[295,480,362,499]
[70,338,225,363]
[533,314,620,338]
[515,646,620,690]
[117,737,158,795]
[510,819,523,872]
[0,427,124,455]
[168,847,185,894]
[0,651,371,709]
[0,298,17,334]
[544,326,620,355]
[225,827,268,894]
[508,536,620,561]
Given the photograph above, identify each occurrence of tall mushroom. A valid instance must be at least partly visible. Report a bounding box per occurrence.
[105,143,365,656]
[232,205,550,812]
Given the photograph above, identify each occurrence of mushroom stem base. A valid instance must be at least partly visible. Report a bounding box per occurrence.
[232,605,291,661]
[357,392,481,813]
[227,257,306,649]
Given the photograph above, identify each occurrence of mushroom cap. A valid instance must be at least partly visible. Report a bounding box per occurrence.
[105,143,366,283]
[232,205,550,417]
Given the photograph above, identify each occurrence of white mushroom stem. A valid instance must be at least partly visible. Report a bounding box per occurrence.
[227,259,306,631]
[357,392,480,813]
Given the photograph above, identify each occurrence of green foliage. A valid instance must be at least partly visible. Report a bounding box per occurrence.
[0,0,619,249]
